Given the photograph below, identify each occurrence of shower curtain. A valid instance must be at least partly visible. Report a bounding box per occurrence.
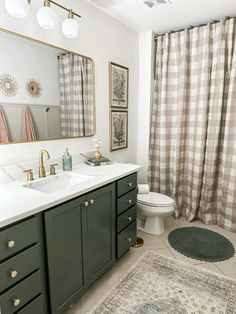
[59,54,94,137]
[149,18,236,232]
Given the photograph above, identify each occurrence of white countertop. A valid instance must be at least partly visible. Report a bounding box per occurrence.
[0,162,141,228]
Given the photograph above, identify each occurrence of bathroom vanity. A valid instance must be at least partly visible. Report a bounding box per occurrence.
[0,163,140,314]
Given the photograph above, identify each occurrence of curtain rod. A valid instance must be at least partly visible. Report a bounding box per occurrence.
[57,53,73,59]
[154,16,233,40]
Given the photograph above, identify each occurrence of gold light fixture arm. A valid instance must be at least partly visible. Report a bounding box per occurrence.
[50,1,81,18]
[44,0,50,6]
[27,0,81,19]
[68,9,74,19]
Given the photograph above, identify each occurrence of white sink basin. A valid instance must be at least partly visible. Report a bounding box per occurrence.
[23,172,94,193]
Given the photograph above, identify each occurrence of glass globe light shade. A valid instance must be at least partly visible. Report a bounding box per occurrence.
[62,18,79,39]
[36,6,57,30]
[5,0,30,19]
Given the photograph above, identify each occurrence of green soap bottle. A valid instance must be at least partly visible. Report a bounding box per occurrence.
[63,148,72,171]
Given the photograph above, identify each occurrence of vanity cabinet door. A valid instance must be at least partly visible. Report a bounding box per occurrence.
[83,183,116,286]
[44,196,86,314]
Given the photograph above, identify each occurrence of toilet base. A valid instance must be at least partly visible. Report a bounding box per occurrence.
[137,213,165,236]
[137,200,175,236]
[144,216,165,236]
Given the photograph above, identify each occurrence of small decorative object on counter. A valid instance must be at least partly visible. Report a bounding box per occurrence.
[63,148,72,171]
[93,138,103,160]
[86,156,112,167]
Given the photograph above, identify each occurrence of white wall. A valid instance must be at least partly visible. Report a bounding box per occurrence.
[0,33,60,106]
[137,32,155,183]
[0,0,139,168]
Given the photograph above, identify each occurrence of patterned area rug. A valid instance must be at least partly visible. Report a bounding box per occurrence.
[90,251,236,314]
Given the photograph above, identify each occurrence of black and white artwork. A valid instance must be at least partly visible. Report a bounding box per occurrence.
[109,62,129,108]
[110,110,128,151]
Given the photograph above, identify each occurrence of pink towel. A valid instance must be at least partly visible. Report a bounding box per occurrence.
[22,106,37,142]
[0,105,10,143]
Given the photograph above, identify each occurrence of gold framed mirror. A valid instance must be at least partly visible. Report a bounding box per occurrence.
[0,28,96,145]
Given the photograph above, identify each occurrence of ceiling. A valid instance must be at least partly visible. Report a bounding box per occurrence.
[87,0,236,34]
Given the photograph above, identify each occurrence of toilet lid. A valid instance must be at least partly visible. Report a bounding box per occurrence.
[138,192,174,207]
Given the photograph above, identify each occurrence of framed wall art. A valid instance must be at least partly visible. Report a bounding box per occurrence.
[110,110,128,151]
[109,62,129,109]
[26,79,42,98]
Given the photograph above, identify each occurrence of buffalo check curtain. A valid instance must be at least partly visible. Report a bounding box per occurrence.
[59,54,94,137]
[149,18,236,232]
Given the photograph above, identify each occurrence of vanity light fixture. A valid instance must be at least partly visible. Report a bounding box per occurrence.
[5,0,30,19]
[36,0,57,30]
[62,9,79,39]
[5,0,81,39]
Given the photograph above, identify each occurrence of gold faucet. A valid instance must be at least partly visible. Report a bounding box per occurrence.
[39,149,50,178]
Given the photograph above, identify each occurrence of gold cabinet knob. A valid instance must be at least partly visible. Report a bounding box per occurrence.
[127,237,132,243]
[10,270,18,278]
[23,169,34,181]
[89,199,94,205]
[12,298,21,307]
[127,216,132,222]
[127,199,132,204]
[7,240,15,248]
[127,182,133,187]
[50,164,58,176]
[84,201,89,207]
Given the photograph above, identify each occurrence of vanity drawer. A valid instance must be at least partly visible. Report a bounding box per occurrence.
[0,217,38,262]
[0,245,40,293]
[17,294,47,314]
[0,270,42,314]
[117,173,137,197]
[117,189,137,215]
[117,221,137,259]
[117,206,137,233]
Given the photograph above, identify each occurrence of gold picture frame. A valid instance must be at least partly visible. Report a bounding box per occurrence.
[110,110,128,151]
[109,62,129,109]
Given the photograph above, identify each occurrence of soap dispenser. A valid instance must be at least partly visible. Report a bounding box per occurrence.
[63,148,72,171]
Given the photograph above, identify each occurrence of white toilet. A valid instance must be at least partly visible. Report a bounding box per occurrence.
[137,192,175,236]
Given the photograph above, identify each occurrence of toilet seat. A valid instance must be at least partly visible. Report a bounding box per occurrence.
[137,192,174,207]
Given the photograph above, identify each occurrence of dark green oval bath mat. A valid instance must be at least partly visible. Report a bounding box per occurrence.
[168,227,235,262]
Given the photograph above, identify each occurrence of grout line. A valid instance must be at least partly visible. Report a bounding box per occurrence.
[167,247,176,259]
[214,264,226,275]
[160,237,169,249]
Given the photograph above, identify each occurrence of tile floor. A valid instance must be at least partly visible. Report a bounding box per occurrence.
[68,217,236,314]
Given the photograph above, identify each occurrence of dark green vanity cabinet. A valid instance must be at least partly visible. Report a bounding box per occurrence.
[83,185,116,286]
[0,216,48,314]
[116,173,138,259]
[0,172,138,314]
[44,196,86,314]
[44,183,116,314]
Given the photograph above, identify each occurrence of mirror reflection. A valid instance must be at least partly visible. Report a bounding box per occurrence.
[0,30,95,144]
